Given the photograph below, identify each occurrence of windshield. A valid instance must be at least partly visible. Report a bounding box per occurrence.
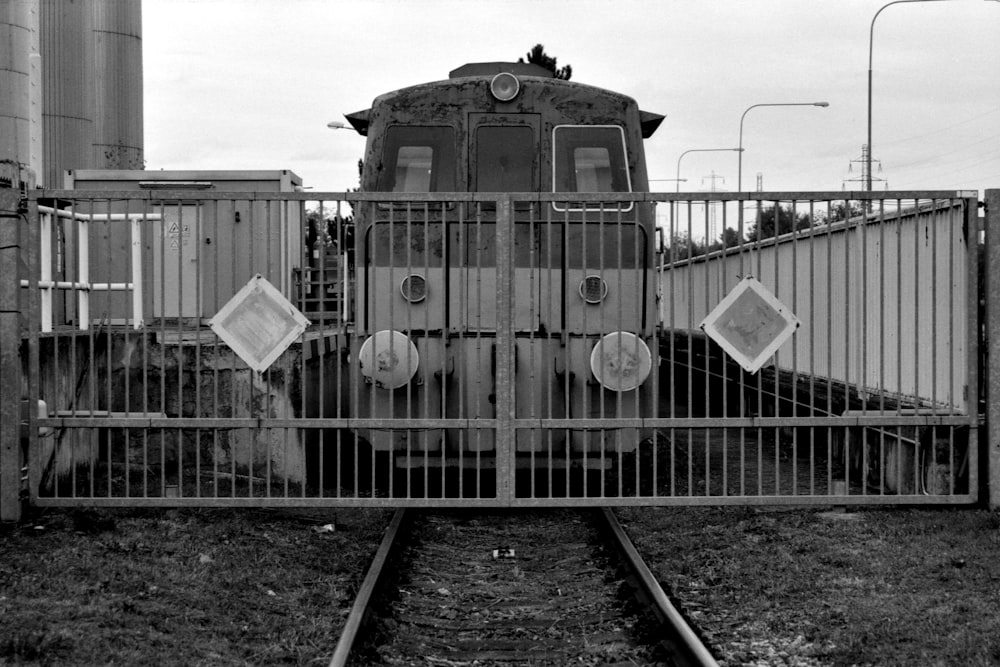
[552,125,631,210]
[377,126,456,192]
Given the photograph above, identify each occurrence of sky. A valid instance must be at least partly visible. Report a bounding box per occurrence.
[142,0,1000,198]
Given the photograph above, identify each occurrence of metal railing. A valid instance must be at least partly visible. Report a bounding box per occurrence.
[0,189,986,518]
[17,205,150,332]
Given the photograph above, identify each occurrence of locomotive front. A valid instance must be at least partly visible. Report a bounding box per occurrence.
[343,62,664,465]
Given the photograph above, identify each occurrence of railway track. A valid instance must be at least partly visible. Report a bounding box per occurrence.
[330,508,717,666]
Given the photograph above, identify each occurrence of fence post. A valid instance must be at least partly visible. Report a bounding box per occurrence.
[494,195,514,506]
[986,190,1000,509]
[0,190,24,522]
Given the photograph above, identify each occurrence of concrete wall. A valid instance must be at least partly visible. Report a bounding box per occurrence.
[660,200,972,414]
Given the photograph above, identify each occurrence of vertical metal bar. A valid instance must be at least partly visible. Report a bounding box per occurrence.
[685,200,694,495]
[931,201,939,413]
[39,212,52,332]
[25,197,40,506]
[102,200,113,498]
[0,190,24,520]
[495,195,515,505]
[524,204,534,498]
[845,199,856,493]
[210,198,220,498]
[755,200,765,495]
[973,192,990,504]
[955,199,969,498]
[790,199,800,495]
[877,200,886,411]
[701,199,711,497]
[807,199,817,495]
[912,198,921,425]
[77,212,89,330]
[982,189,1000,506]
[457,203,469,496]
[194,200,204,498]
[775,200,786,496]
[861,200,869,419]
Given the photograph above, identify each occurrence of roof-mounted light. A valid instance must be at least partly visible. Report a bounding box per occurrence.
[490,72,520,102]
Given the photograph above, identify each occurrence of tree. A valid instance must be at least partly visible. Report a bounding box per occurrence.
[746,205,812,242]
[825,201,865,224]
[518,44,572,80]
[719,226,743,249]
[663,231,705,261]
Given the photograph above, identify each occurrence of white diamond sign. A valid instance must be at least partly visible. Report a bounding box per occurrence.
[209,274,310,373]
[699,275,799,374]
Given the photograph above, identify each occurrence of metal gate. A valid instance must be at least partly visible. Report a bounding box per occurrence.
[0,189,984,517]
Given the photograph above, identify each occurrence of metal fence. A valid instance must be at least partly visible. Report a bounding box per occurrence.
[1,189,983,515]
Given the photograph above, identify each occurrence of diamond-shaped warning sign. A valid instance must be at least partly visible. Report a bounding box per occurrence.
[209,275,310,373]
[700,276,799,374]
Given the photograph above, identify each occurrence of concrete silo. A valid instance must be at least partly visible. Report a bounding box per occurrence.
[0,0,41,188]
[0,0,144,189]
[90,0,144,173]
[40,0,94,188]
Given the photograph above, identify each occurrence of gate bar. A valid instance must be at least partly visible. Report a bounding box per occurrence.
[986,190,1000,509]
[495,195,515,504]
[1,190,23,521]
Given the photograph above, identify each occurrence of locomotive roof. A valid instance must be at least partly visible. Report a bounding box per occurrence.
[343,62,664,138]
[448,62,554,79]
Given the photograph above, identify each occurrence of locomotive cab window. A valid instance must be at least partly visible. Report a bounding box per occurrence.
[552,125,632,211]
[378,126,456,192]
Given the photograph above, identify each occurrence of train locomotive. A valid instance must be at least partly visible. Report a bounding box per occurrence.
[338,62,664,471]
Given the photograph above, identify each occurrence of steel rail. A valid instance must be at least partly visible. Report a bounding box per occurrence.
[328,508,409,667]
[598,508,720,667]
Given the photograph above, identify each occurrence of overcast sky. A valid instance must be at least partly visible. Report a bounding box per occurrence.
[142,0,1000,197]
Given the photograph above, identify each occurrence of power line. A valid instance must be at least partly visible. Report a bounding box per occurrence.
[879,105,1000,147]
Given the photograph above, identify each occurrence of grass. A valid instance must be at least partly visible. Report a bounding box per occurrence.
[0,507,389,666]
[618,506,1000,666]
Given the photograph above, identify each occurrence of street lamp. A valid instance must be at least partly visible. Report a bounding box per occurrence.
[676,148,743,193]
[867,0,947,192]
[738,102,829,191]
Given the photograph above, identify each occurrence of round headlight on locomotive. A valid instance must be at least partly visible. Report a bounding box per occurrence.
[400,273,428,303]
[359,330,420,389]
[590,332,652,392]
[579,275,609,304]
[489,72,520,101]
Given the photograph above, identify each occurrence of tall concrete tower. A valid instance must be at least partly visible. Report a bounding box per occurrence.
[0,0,143,189]
[89,0,144,174]
[0,0,41,188]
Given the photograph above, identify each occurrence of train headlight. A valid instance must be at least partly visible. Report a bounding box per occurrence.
[359,330,419,389]
[579,275,608,304]
[590,332,652,392]
[400,274,427,303]
[490,72,520,102]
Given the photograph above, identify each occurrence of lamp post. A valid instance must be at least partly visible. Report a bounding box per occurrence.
[867,0,947,192]
[738,102,829,191]
[676,148,743,193]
